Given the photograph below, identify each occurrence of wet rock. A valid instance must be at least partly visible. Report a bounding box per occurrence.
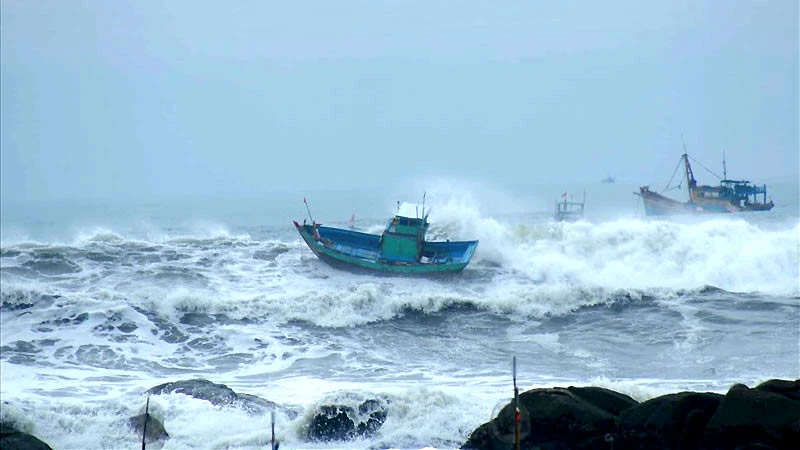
[463,380,799,450]
[0,422,53,450]
[754,379,800,401]
[307,399,388,442]
[620,391,723,449]
[147,379,280,415]
[566,386,638,416]
[516,387,629,443]
[462,398,531,450]
[701,380,800,449]
[127,414,169,448]
[307,405,355,442]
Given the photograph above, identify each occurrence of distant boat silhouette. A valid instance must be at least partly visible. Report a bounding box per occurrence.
[601,175,615,184]
[554,190,585,222]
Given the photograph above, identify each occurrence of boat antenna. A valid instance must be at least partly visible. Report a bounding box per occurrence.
[422,191,426,219]
[141,394,150,450]
[303,197,315,224]
[723,150,727,180]
[513,356,521,450]
[681,133,688,155]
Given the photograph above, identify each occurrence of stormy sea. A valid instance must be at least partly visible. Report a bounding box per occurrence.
[2,182,798,449]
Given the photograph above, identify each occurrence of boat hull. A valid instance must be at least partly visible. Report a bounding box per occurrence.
[293,221,477,275]
[636,187,774,216]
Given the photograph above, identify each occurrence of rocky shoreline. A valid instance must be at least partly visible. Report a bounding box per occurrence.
[463,378,799,450]
[2,378,797,449]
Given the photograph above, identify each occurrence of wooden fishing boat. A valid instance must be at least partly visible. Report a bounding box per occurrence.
[635,152,774,216]
[294,202,478,275]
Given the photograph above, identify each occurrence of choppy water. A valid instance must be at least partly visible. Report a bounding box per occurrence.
[2,183,799,449]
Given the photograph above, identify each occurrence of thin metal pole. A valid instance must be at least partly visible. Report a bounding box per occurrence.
[271,411,276,450]
[141,395,150,450]
[513,356,520,450]
[303,198,315,224]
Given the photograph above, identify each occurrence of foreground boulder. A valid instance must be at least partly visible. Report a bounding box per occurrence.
[463,379,800,450]
[701,381,800,449]
[125,398,169,448]
[0,422,52,450]
[463,386,637,450]
[307,399,388,442]
[127,413,169,448]
[148,378,280,415]
[620,391,722,449]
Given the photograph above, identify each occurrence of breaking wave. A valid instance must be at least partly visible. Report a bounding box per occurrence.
[2,207,797,328]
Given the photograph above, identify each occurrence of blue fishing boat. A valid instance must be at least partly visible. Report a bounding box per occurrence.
[294,201,478,275]
[636,151,774,216]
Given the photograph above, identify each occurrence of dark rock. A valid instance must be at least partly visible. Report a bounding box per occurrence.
[308,405,356,442]
[460,422,500,450]
[149,379,238,403]
[754,379,800,401]
[620,391,722,449]
[677,407,713,449]
[735,444,779,450]
[519,387,619,447]
[464,387,622,449]
[307,399,388,442]
[702,382,800,450]
[147,379,280,415]
[462,400,532,450]
[566,386,638,416]
[0,422,53,450]
[237,393,284,415]
[356,399,387,436]
[463,380,800,450]
[127,414,169,448]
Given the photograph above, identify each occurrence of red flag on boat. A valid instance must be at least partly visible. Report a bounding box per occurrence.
[561,191,568,198]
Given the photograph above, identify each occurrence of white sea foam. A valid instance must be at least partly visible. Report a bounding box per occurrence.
[2,215,797,331]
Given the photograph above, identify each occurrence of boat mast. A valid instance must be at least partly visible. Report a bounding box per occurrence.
[722,150,727,180]
[681,136,696,194]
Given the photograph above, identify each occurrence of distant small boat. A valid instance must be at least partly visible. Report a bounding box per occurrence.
[555,191,585,222]
[294,202,478,275]
[635,152,774,216]
[601,175,615,184]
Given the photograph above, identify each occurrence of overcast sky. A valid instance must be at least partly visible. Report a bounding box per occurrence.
[1,0,797,203]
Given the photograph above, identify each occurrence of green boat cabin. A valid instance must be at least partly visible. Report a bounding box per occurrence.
[379,203,429,263]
